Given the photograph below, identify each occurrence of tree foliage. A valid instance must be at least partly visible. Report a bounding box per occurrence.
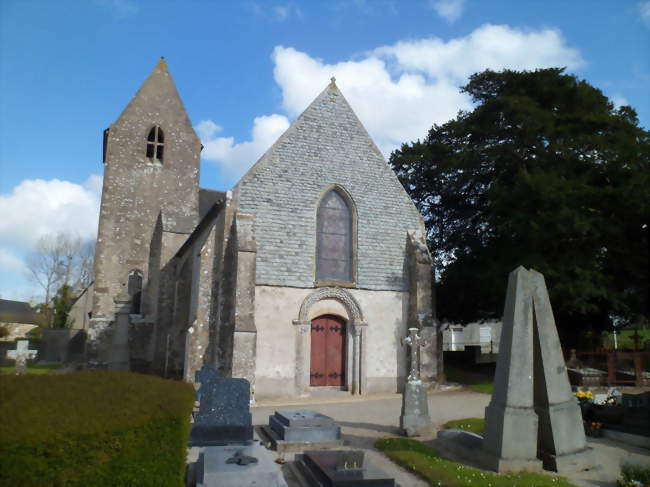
[52,284,75,329]
[390,68,649,342]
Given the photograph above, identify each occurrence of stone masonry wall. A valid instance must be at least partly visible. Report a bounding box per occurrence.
[92,60,200,322]
[234,82,424,291]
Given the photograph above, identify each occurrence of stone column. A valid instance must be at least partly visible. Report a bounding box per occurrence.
[352,321,367,394]
[109,291,131,371]
[292,319,311,396]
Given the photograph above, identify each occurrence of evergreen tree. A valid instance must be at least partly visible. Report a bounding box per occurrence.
[390,68,649,345]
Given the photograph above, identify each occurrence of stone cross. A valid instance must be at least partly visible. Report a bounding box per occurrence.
[6,340,37,375]
[402,327,427,382]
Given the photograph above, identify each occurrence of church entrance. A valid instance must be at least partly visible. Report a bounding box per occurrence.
[310,315,346,387]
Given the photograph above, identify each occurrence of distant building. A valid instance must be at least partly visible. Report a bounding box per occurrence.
[0,299,40,341]
[442,320,501,362]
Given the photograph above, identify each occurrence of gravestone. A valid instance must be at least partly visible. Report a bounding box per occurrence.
[189,365,253,445]
[399,328,433,436]
[483,267,594,473]
[196,443,288,487]
[294,450,395,487]
[261,409,344,455]
[6,340,37,374]
[269,410,341,442]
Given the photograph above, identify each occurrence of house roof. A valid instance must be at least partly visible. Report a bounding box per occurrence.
[0,299,40,325]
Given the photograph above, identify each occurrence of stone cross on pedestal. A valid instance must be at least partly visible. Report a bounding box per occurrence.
[6,340,37,375]
[402,327,428,382]
[399,327,432,436]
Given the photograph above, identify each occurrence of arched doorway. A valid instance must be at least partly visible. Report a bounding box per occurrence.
[310,315,346,387]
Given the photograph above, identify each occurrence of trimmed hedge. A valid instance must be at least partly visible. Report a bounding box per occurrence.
[0,371,195,487]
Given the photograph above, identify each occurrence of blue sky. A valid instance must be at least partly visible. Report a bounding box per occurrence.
[0,0,648,301]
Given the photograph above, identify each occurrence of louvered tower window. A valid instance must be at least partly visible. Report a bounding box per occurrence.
[316,188,354,283]
[146,126,164,162]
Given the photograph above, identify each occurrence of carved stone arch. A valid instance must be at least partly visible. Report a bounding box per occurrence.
[293,287,367,397]
[298,287,364,324]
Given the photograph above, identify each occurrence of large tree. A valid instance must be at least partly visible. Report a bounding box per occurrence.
[390,68,649,345]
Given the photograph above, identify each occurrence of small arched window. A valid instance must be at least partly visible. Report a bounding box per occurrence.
[316,188,354,283]
[127,270,143,314]
[146,126,164,162]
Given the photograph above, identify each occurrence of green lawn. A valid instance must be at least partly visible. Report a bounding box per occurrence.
[376,437,577,487]
[445,363,494,394]
[444,418,485,434]
[0,364,60,374]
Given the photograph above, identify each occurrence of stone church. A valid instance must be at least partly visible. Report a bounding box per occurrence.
[83,59,440,400]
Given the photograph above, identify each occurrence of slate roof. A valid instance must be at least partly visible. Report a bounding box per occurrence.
[0,299,40,325]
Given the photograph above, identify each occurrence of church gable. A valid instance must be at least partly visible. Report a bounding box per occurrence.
[234,80,424,291]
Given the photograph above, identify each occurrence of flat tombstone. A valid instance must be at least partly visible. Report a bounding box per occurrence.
[301,450,395,487]
[190,365,253,445]
[269,409,341,442]
[334,451,364,481]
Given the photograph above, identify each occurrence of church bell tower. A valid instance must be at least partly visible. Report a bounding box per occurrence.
[88,58,201,355]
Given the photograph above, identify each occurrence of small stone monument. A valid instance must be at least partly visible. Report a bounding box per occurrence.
[399,327,433,436]
[483,266,594,473]
[6,339,37,374]
[108,291,131,371]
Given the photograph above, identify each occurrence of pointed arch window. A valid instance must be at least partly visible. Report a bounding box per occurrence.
[316,188,355,283]
[146,126,164,162]
[128,269,143,314]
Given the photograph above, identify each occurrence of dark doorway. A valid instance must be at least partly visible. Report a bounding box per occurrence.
[310,314,346,387]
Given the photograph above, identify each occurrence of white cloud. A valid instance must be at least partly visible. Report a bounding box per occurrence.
[611,93,629,108]
[640,1,650,28]
[272,46,469,155]
[373,24,584,82]
[429,0,465,22]
[249,2,303,21]
[198,115,290,178]
[0,175,101,250]
[95,0,138,17]
[270,25,582,155]
[200,24,583,173]
[0,248,27,276]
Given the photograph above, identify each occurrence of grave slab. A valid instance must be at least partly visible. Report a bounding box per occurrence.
[195,441,287,487]
[261,410,344,456]
[189,365,253,446]
[293,450,395,487]
[269,410,341,442]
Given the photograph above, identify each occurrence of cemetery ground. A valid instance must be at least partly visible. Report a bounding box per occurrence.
[251,389,650,487]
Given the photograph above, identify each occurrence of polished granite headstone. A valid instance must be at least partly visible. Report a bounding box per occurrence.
[270,410,341,442]
[189,365,253,445]
[297,450,395,487]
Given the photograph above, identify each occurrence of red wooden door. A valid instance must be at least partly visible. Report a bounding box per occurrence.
[310,315,346,386]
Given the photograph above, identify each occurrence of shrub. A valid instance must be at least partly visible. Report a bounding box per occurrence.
[0,371,195,486]
[620,461,650,486]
